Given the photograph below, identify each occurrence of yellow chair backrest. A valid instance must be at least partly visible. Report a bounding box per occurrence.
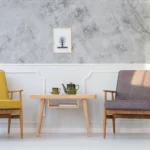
[0,70,9,99]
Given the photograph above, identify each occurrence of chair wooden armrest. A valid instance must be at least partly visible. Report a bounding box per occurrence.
[103,90,116,93]
[8,89,23,100]
[103,90,116,101]
[8,89,23,93]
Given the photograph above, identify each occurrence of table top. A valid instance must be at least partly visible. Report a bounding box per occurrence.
[30,94,96,99]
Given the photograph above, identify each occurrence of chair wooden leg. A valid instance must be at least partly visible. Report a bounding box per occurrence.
[112,116,115,134]
[8,117,11,134]
[103,109,107,139]
[20,109,23,139]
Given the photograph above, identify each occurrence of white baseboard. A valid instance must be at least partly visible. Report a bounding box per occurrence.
[0,127,150,134]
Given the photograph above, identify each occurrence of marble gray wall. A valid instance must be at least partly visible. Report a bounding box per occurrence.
[0,0,150,63]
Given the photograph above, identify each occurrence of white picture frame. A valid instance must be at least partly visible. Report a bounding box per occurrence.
[53,28,72,53]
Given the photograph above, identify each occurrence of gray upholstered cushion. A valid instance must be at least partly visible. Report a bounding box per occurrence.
[115,70,150,101]
[105,100,150,110]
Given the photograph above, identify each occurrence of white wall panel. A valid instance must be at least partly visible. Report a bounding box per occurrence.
[0,64,149,133]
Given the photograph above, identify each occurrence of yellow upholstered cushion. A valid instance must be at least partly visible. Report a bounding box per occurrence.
[0,100,22,109]
[0,70,9,99]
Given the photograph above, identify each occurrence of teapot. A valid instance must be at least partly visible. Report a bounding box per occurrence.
[62,82,79,94]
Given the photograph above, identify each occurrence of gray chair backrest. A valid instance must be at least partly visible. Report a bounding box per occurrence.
[115,70,150,100]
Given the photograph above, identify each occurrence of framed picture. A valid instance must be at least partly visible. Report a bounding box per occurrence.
[53,28,71,53]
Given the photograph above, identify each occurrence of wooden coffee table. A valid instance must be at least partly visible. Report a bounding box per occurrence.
[30,94,96,137]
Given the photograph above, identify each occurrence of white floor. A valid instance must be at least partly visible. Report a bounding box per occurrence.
[0,133,150,150]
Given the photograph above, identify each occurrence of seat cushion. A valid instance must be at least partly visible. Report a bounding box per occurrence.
[0,100,22,109]
[105,100,150,110]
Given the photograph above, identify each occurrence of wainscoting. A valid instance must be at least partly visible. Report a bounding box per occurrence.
[0,64,150,134]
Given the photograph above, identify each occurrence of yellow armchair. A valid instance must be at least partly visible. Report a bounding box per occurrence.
[0,70,23,139]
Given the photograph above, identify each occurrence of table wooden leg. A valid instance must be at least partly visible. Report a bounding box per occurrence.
[82,98,91,137]
[36,99,45,137]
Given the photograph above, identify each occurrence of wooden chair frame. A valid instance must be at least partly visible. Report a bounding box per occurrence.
[0,89,23,139]
[103,90,150,138]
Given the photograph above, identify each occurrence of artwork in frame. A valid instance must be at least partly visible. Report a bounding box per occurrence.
[53,28,72,53]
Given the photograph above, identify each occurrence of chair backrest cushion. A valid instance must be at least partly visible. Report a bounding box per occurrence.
[0,70,9,99]
[115,70,150,101]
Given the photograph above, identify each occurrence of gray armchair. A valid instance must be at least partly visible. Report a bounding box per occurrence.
[103,70,150,138]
